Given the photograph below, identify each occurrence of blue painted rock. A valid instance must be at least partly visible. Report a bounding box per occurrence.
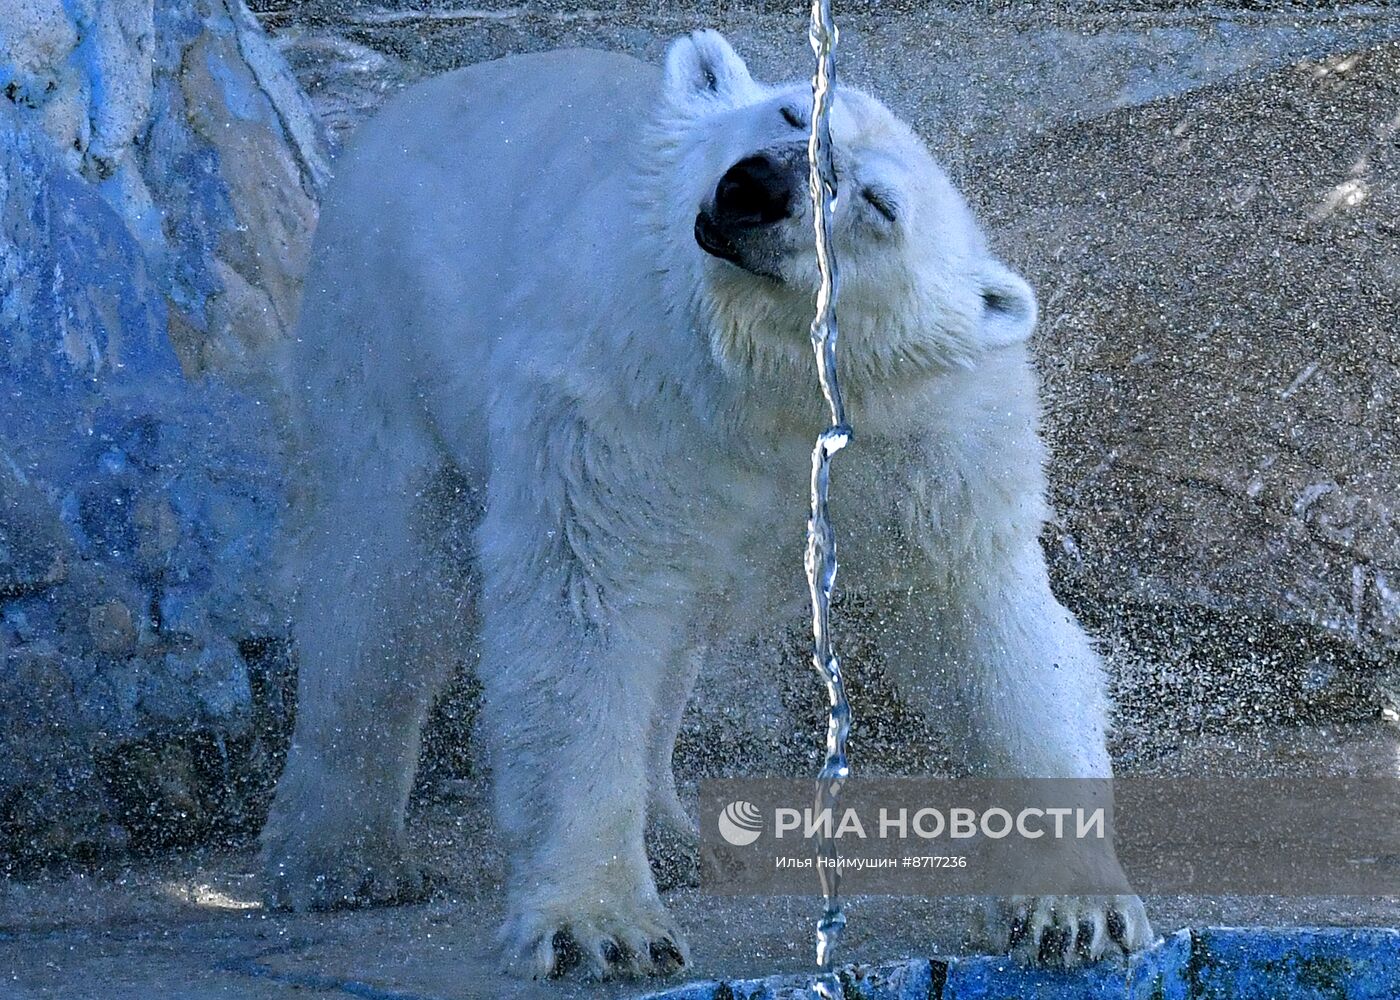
[0,0,325,865]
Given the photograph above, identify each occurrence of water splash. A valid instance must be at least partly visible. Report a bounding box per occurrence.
[803,1,852,995]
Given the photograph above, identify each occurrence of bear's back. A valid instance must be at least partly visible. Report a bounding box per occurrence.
[293,49,665,484]
[317,48,658,284]
[344,49,656,184]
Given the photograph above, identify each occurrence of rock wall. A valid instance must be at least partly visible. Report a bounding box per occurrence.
[980,44,1400,732]
[0,0,326,867]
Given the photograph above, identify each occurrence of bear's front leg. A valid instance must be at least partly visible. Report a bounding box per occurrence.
[476,537,690,981]
[883,565,1154,967]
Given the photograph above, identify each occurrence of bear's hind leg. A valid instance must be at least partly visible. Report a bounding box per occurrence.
[645,644,703,889]
[262,440,463,912]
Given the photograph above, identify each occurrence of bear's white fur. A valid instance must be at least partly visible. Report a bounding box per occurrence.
[262,31,1152,979]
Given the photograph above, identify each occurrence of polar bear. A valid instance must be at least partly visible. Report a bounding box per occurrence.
[261,30,1153,980]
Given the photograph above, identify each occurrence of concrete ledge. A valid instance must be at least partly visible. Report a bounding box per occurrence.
[643,928,1400,1000]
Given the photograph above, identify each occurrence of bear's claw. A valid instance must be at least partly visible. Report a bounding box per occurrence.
[971,893,1154,968]
[502,895,689,980]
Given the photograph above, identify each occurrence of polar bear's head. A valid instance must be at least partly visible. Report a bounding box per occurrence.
[647,31,1037,389]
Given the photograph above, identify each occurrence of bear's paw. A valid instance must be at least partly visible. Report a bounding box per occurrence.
[500,889,688,981]
[969,893,1155,968]
[263,843,435,912]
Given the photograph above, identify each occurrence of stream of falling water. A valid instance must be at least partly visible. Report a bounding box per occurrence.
[803,1,852,995]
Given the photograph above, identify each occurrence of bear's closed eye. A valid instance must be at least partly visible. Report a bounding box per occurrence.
[983,289,1021,315]
[861,187,897,223]
[781,106,807,130]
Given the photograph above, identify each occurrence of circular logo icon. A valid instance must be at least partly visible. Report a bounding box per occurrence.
[717,800,763,846]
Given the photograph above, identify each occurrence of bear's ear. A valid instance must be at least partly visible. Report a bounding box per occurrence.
[663,30,756,106]
[977,260,1038,349]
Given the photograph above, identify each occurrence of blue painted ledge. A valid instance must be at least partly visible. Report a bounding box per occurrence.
[644,928,1400,1000]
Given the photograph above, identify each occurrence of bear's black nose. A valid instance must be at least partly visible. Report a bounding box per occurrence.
[713,154,794,228]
